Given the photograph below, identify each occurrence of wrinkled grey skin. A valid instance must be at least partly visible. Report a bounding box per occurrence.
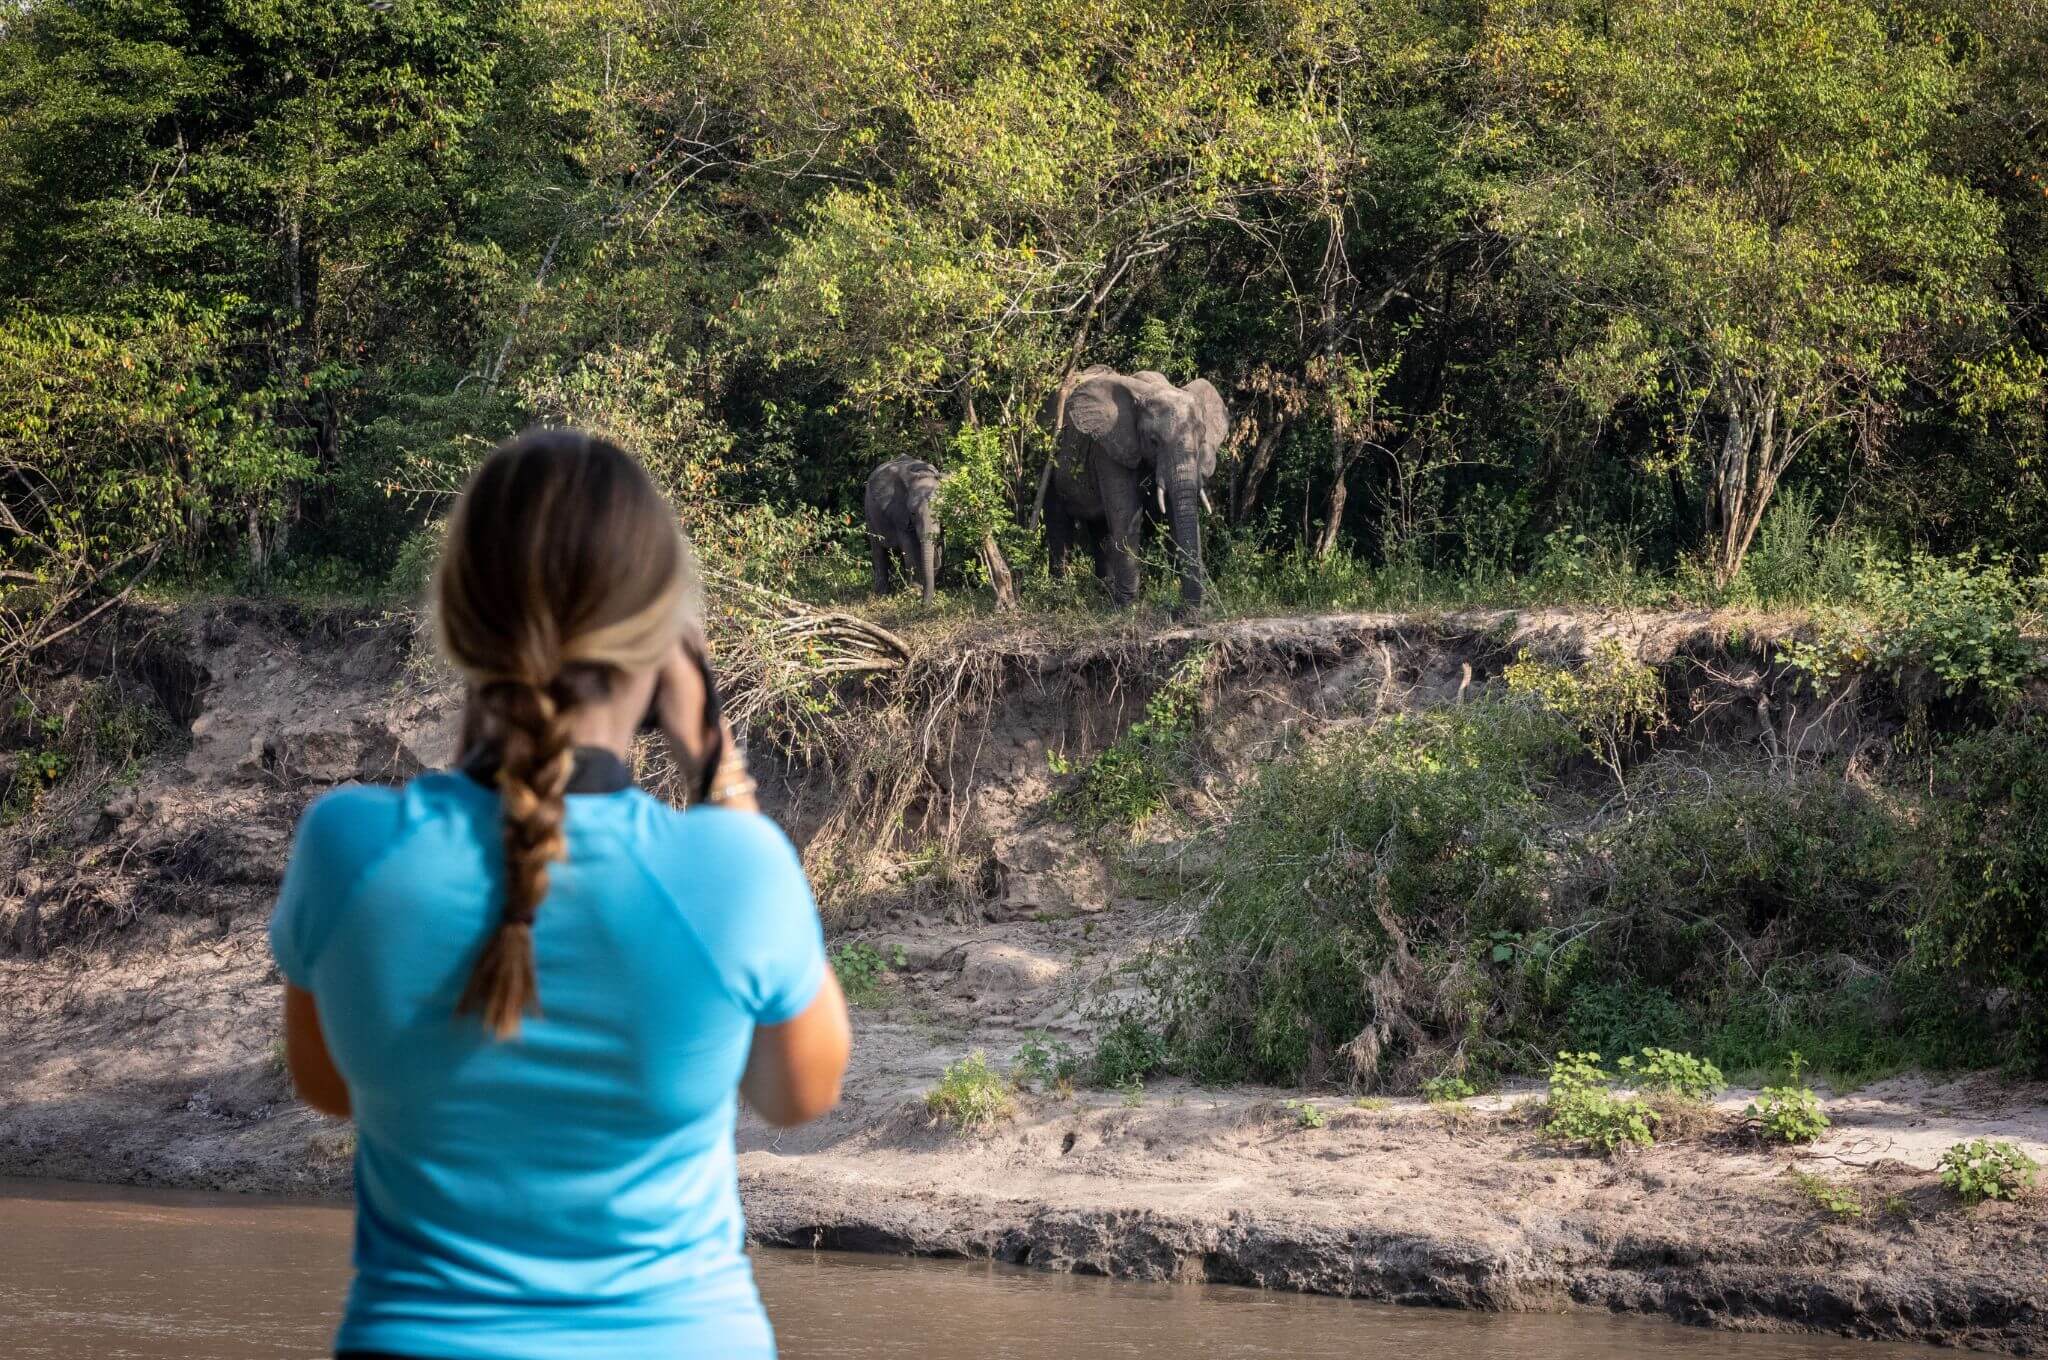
[864,457,942,602]
[1043,366,1229,609]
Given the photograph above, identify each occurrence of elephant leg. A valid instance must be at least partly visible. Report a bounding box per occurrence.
[870,537,894,595]
[1097,470,1143,607]
[1045,501,1073,580]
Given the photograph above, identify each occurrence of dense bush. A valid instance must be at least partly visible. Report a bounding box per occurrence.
[1924,717,2048,1073]
[1168,701,1578,1086]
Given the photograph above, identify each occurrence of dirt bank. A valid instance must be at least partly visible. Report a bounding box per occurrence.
[2,600,2044,1352]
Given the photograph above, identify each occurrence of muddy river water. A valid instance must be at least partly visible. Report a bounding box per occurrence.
[1,1178,1948,1359]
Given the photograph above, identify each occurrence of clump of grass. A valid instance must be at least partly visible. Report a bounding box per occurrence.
[1788,1169,1865,1221]
[925,1052,1015,1132]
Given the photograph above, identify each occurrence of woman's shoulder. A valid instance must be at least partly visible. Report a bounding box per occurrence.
[627,799,808,900]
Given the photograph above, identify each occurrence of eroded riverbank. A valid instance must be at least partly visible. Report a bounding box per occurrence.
[3,601,2045,1352]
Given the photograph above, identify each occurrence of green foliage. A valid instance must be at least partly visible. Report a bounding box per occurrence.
[1786,552,2045,707]
[1011,1031,1080,1093]
[1788,1169,1865,1221]
[925,1052,1015,1132]
[1088,1015,1168,1090]
[1563,983,1694,1059]
[1282,1098,1327,1130]
[1170,701,1577,1086]
[1616,1048,1724,1102]
[1064,648,1209,832]
[1420,1074,1477,1104]
[1745,1054,1831,1145]
[1924,717,2048,1072]
[1937,1139,2039,1205]
[935,425,1038,596]
[1543,1052,1659,1153]
[1505,639,1664,787]
[830,941,905,1007]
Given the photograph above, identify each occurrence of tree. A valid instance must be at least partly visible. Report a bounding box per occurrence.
[1495,0,2002,584]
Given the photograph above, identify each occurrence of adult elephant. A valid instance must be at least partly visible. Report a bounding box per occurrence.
[1043,367,1229,610]
[864,457,942,602]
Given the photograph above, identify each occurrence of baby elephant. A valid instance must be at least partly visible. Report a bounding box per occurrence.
[864,457,942,602]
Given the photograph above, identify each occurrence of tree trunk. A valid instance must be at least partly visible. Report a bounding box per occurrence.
[980,531,1017,611]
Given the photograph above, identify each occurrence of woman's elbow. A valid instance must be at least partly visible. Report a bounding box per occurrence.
[756,1071,844,1128]
[289,1063,353,1119]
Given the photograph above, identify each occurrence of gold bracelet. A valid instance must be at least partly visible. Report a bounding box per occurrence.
[705,776,758,805]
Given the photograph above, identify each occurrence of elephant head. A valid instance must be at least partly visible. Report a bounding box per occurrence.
[1064,370,1229,608]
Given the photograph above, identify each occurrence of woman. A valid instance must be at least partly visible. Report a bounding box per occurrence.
[271,428,851,1360]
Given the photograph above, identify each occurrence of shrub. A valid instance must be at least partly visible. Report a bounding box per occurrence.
[925,1052,1015,1132]
[830,941,904,1007]
[1923,717,2048,1073]
[1011,1032,1080,1092]
[1562,982,1694,1057]
[1420,1074,1477,1104]
[1065,648,1209,831]
[1745,1053,1830,1144]
[1283,1098,1327,1129]
[1505,638,1665,787]
[1784,550,2045,708]
[1089,1015,1169,1089]
[1617,1048,1724,1101]
[1938,1139,2038,1204]
[1170,702,1576,1086]
[1543,1051,1659,1153]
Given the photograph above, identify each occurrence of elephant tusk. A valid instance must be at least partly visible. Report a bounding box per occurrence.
[1199,486,1214,515]
[1156,482,1167,516]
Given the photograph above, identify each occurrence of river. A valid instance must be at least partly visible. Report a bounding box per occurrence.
[0,1178,1948,1358]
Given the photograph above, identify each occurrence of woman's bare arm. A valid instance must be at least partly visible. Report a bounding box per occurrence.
[283,984,352,1119]
[741,969,851,1127]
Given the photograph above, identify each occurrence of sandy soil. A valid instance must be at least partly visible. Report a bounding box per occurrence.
[3,601,2045,1352]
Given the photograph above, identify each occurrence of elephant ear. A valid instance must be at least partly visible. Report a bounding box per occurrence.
[1063,372,1144,469]
[1183,378,1230,479]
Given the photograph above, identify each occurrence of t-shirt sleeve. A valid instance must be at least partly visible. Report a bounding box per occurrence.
[269,786,398,989]
[720,814,828,1026]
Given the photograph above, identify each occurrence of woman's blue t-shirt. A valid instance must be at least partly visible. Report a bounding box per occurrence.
[268,768,825,1360]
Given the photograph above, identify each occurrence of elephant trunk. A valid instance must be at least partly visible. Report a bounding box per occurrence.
[1166,463,1204,609]
[915,505,938,603]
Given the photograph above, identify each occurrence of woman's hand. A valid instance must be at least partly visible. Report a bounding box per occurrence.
[652,637,757,812]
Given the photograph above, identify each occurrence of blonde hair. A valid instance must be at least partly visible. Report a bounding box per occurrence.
[434,427,695,1038]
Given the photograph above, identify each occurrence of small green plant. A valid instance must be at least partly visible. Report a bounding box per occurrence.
[1011,1031,1080,1093]
[1284,1098,1327,1129]
[1088,1015,1168,1088]
[1744,1052,1830,1144]
[925,1052,1015,1132]
[1353,1096,1391,1112]
[1064,648,1209,830]
[1938,1139,2039,1204]
[1505,638,1665,788]
[1616,1048,1725,1101]
[1543,1051,1659,1153]
[1420,1073,1477,1104]
[1116,1075,1145,1108]
[1788,1169,1865,1220]
[830,941,905,1007]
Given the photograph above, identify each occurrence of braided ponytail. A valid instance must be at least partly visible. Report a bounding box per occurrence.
[456,679,577,1037]
[434,428,696,1040]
